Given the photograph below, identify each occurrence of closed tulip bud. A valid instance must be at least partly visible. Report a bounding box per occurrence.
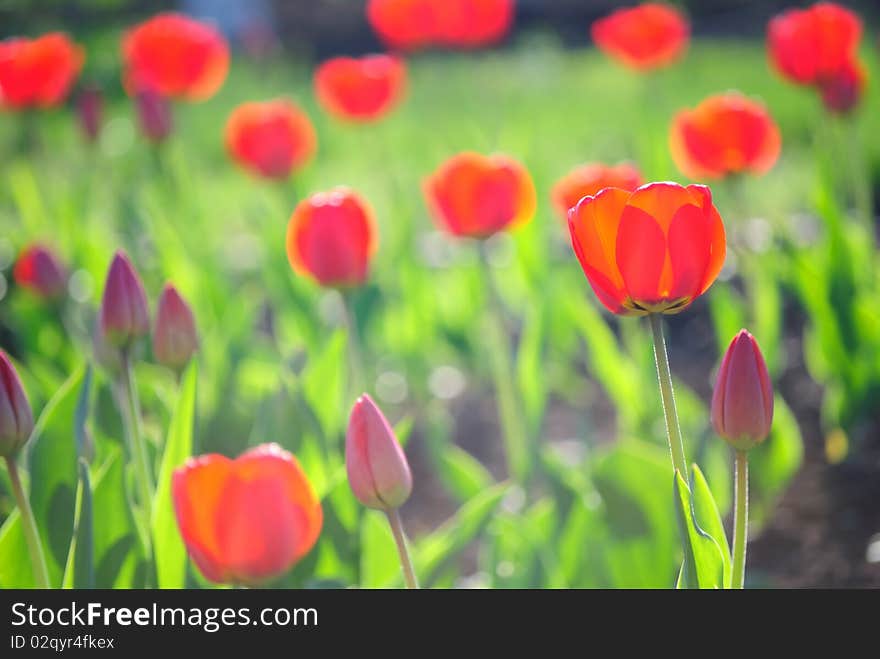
[13,244,67,300]
[136,89,173,143]
[711,329,774,450]
[0,351,34,458]
[153,283,198,371]
[77,84,103,143]
[346,394,412,510]
[99,251,150,349]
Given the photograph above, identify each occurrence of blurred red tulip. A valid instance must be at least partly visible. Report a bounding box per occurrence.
[591,3,689,71]
[76,84,103,143]
[99,251,150,349]
[172,444,322,585]
[424,151,536,238]
[153,284,198,372]
[225,99,317,180]
[346,394,413,510]
[551,162,643,220]
[13,244,67,300]
[434,0,514,49]
[0,351,34,458]
[122,12,229,101]
[819,58,865,115]
[670,93,781,180]
[135,89,173,143]
[367,0,436,51]
[314,55,406,122]
[568,182,725,316]
[767,2,861,87]
[286,188,378,288]
[711,329,773,450]
[0,32,84,109]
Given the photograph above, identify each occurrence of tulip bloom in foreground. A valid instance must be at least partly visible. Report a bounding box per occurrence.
[591,3,689,71]
[551,162,642,220]
[711,329,773,451]
[122,12,229,101]
[286,188,378,288]
[99,251,150,349]
[314,54,406,122]
[0,33,84,109]
[225,99,317,180]
[425,152,536,238]
[153,284,198,372]
[670,93,781,180]
[13,244,67,300]
[172,444,322,585]
[0,351,34,459]
[568,182,725,315]
[346,394,413,510]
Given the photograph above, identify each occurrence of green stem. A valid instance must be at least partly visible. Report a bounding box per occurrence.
[340,291,366,397]
[731,450,749,590]
[385,508,419,589]
[845,118,875,246]
[648,314,688,478]
[5,456,51,588]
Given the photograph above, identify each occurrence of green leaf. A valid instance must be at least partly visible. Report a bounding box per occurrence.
[152,360,198,589]
[750,396,803,527]
[673,471,725,589]
[63,460,95,589]
[437,444,493,501]
[516,304,547,437]
[359,511,400,588]
[92,449,143,587]
[0,511,34,588]
[690,464,731,589]
[302,330,347,441]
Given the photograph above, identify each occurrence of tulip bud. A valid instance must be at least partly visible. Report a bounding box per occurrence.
[136,89,173,143]
[153,283,198,371]
[820,60,864,115]
[13,244,67,300]
[99,251,150,349]
[77,84,103,143]
[711,329,774,450]
[0,351,34,458]
[346,394,412,510]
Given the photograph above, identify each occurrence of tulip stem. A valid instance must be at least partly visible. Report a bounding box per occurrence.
[648,314,689,478]
[341,291,366,396]
[4,456,50,588]
[385,508,419,589]
[731,450,749,589]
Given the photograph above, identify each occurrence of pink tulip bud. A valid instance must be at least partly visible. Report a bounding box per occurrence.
[153,283,198,371]
[13,244,67,300]
[99,250,150,349]
[136,89,173,143]
[0,351,34,458]
[77,84,103,143]
[346,394,412,510]
[711,329,774,450]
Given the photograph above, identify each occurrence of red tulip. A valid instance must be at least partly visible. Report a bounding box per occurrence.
[122,12,229,101]
[670,93,781,180]
[153,284,198,372]
[286,188,378,288]
[172,443,322,585]
[434,0,514,49]
[13,244,67,300]
[0,351,34,458]
[568,182,726,316]
[76,84,103,143]
[711,330,773,450]
[767,3,861,87]
[225,99,317,180]
[591,3,689,71]
[819,58,865,115]
[0,32,84,109]
[424,151,536,238]
[135,89,173,143]
[99,251,150,349]
[551,162,643,220]
[367,0,436,51]
[314,55,406,122]
[346,394,413,510]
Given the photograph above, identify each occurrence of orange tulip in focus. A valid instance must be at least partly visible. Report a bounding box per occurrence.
[172,444,322,585]
[424,152,536,238]
[670,93,781,180]
[122,12,229,101]
[551,162,642,220]
[0,33,84,109]
[591,3,689,71]
[314,55,406,122]
[225,100,317,180]
[286,188,378,288]
[568,182,725,316]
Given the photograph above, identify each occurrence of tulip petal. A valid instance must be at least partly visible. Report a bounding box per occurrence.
[667,202,711,301]
[720,334,768,441]
[616,204,666,306]
[686,184,726,295]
